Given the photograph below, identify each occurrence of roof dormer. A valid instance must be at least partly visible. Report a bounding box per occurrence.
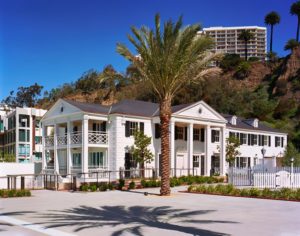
[230,115,237,125]
[245,118,259,128]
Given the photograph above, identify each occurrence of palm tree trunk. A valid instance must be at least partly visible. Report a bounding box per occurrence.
[270,25,273,53]
[297,17,300,42]
[159,97,172,196]
[245,41,248,61]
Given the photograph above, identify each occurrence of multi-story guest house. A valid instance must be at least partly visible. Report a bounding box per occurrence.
[41,99,287,183]
[3,107,47,163]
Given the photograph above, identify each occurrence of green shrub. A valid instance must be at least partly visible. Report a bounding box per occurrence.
[235,61,251,79]
[141,179,146,188]
[0,189,31,198]
[118,179,125,190]
[249,188,260,197]
[89,184,97,192]
[80,184,89,192]
[129,181,135,189]
[261,188,272,198]
[108,183,114,190]
[240,189,250,197]
[99,183,108,191]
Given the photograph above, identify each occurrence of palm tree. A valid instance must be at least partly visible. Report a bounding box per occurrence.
[117,14,220,196]
[238,30,254,61]
[284,38,300,51]
[264,11,280,53]
[291,1,300,41]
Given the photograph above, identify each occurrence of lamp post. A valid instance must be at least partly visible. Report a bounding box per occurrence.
[21,118,28,162]
[261,147,266,171]
[290,157,295,187]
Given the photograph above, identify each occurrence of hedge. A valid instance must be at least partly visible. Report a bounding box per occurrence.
[0,189,31,198]
[188,184,300,201]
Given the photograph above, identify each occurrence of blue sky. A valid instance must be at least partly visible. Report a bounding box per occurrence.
[0,0,295,100]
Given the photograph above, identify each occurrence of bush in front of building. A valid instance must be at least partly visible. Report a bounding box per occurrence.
[188,184,300,201]
[129,181,136,189]
[0,189,31,198]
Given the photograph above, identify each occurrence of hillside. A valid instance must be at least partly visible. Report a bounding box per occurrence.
[21,48,300,150]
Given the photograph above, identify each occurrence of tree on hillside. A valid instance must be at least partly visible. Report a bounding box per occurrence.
[130,130,154,177]
[284,39,300,51]
[290,1,300,41]
[264,11,280,53]
[238,30,254,61]
[2,83,43,108]
[117,14,221,195]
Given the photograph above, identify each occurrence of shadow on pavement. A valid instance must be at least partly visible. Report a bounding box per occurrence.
[32,205,238,236]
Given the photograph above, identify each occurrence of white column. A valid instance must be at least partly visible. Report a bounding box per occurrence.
[54,124,59,174]
[205,125,211,176]
[170,121,175,175]
[67,121,72,175]
[29,115,33,162]
[82,116,89,175]
[42,125,47,170]
[187,123,194,175]
[220,127,226,176]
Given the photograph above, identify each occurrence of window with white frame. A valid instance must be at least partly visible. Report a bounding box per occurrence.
[253,135,258,145]
[275,136,281,147]
[72,153,81,167]
[263,135,268,146]
[129,122,138,136]
[193,128,200,141]
[236,157,250,168]
[211,130,220,143]
[177,127,184,140]
[88,152,106,168]
[240,133,247,145]
[193,155,200,167]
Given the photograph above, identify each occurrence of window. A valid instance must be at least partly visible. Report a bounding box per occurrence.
[252,135,258,145]
[263,135,268,146]
[72,153,81,166]
[88,152,106,168]
[125,121,144,137]
[193,129,200,141]
[35,119,41,129]
[18,144,30,156]
[19,129,30,142]
[211,130,220,143]
[19,115,29,127]
[35,136,42,144]
[275,136,282,147]
[175,127,184,140]
[240,133,247,145]
[155,124,161,139]
[34,152,42,161]
[236,157,250,168]
[193,155,200,168]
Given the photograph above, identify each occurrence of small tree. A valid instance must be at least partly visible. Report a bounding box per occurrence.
[225,136,241,167]
[130,130,154,177]
[284,39,300,51]
[282,142,300,167]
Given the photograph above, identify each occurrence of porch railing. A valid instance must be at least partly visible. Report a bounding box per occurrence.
[57,135,67,146]
[70,132,82,145]
[45,136,54,147]
[88,131,108,145]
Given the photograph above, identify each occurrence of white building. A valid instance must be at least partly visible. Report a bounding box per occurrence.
[200,26,267,60]
[3,107,47,163]
[41,99,287,183]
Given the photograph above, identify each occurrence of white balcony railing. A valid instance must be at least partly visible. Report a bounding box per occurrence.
[70,132,82,145]
[44,131,108,147]
[57,135,67,146]
[45,136,54,147]
[88,131,108,145]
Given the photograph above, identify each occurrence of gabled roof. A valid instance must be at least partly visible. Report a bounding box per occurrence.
[110,99,159,117]
[64,99,110,115]
[223,114,285,134]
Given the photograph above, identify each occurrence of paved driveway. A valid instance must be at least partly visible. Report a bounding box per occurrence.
[0,187,299,236]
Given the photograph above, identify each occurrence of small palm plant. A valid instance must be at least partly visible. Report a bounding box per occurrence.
[117,14,221,196]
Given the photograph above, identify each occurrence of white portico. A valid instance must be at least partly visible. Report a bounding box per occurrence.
[41,100,109,177]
